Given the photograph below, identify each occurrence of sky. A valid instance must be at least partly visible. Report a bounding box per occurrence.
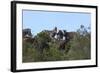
[22,10,91,35]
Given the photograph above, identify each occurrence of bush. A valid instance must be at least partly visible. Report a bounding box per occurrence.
[66,25,91,60]
[23,25,91,62]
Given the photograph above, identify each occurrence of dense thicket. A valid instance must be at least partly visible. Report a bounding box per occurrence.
[23,25,91,62]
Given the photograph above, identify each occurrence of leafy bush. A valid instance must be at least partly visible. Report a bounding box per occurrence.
[66,25,91,60]
[23,25,91,62]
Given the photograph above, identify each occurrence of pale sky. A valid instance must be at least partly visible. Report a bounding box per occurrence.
[23,10,91,35]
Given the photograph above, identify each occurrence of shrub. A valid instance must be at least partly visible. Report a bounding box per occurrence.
[23,25,91,62]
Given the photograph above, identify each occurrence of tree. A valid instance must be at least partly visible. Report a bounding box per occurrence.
[33,31,51,53]
[67,25,91,60]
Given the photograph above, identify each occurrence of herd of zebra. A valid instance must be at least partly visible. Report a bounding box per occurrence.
[23,27,75,42]
[43,27,75,42]
[23,27,75,52]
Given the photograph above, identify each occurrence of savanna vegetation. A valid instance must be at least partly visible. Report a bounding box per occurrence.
[22,25,91,62]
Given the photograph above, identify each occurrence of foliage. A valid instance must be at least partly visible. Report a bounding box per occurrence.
[23,25,91,62]
[67,25,91,60]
